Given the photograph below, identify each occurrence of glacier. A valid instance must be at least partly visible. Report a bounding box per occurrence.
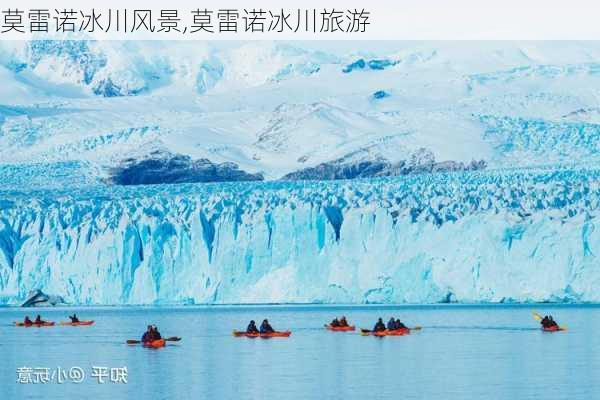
[1,167,600,305]
[3,40,600,305]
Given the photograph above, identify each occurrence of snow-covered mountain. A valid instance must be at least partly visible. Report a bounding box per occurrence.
[2,40,600,304]
[3,40,600,187]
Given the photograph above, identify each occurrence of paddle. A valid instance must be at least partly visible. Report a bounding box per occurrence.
[532,311,543,321]
[532,311,568,331]
[126,337,181,344]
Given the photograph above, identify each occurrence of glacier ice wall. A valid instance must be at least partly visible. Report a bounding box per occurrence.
[1,168,600,305]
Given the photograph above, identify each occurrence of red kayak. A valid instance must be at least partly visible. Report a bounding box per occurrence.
[542,325,565,332]
[361,327,411,336]
[14,321,55,327]
[232,330,292,338]
[143,339,166,348]
[60,320,94,326]
[325,324,356,332]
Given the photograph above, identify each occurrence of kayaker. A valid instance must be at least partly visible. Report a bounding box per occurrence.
[541,315,558,328]
[69,314,80,323]
[24,316,33,325]
[34,315,45,324]
[141,325,153,343]
[339,316,349,327]
[151,325,162,340]
[330,317,340,327]
[387,317,396,330]
[246,320,259,334]
[373,318,386,332]
[395,318,407,329]
[260,319,275,334]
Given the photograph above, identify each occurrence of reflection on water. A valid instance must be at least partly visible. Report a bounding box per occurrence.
[1,304,599,400]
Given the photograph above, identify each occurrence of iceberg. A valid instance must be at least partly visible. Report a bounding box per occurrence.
[21,289,66,307]
[1,167,599,305]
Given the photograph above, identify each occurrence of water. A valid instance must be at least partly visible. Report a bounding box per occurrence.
[1,304,599,400]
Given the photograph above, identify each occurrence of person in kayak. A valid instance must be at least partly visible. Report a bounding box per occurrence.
[151,325,162,340]
[339,316,349,327]
[141,325,154,343]
[330,317,340,327]
[246,320,259,334]
[373,318,386,332]
[69,314,80,323]
[260,319,275,334]
[541,315,559,329]
[395,318,407,329]
[24,316,33,325]
[34,315,45,324]
[387,317,397,330]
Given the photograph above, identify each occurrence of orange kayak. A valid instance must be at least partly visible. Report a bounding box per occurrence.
[232,330,291,338]
[60,320,94,326]
[385,328,410,336]
[325,324,356,332]
[14,321,55,327]
[233,330,260,338]
[361,328,410,336]
[143,339,166,348]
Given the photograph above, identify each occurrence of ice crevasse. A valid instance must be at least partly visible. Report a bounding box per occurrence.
[1,168,600,305]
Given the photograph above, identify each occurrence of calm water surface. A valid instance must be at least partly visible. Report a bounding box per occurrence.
[1,304,599,400]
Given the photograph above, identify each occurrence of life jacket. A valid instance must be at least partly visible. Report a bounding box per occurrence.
[152,330,162,340]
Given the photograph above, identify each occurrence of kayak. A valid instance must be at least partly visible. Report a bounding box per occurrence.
[143,339,166,348]
[59,320,94,326]
[542,325,565,332]
[532,311,567,332]
[385,328,410,336]
[260,331,291,338]
[360,328,410,336]
[233,331,260,338]
[325,324,356,332]
[14,321,55,327]
[232,330,292,338]
[126,337,180,346]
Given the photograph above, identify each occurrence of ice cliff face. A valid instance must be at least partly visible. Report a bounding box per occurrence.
[1,167,599,305]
